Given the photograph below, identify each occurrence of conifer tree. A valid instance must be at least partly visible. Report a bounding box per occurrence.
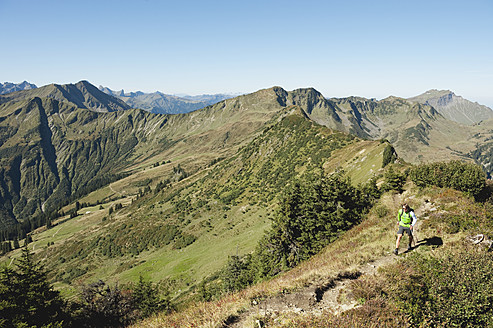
[133,276,171,318]
[0,247,66,327]
[254,172,370,277]
[382,144,397,168]
[24,234,33,247]
[0,265,18,325]
[381,165,406,193]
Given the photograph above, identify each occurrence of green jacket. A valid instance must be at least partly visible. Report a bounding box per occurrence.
[398,209,415,227]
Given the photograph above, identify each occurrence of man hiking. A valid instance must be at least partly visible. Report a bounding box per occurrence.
[394,203,417,255]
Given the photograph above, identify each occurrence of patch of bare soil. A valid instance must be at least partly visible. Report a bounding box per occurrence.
[222,252,400,328]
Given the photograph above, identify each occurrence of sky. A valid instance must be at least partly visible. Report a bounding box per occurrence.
[1,0,492,107]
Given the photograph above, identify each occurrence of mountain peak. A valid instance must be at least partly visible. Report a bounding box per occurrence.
[409,90,493,125]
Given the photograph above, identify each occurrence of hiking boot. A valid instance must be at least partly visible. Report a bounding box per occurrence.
[393,248,398,255]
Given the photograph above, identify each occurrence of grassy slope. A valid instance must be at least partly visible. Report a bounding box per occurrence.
[1,107,386,303]
[324,140,388,185]
[136,182,491,327]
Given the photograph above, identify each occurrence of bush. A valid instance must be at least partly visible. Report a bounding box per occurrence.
[354,247,493,328]
[412,249,493,327]
[410,161,486,199]
[75,280,134,327]
[374,205,389,218]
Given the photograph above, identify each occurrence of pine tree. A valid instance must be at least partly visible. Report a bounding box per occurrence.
[132,276,171,318]
[0,247,66,327]
[382,166,406,193]
[24,234,33,247]
[382,144,397,168]
[0,265,18,325]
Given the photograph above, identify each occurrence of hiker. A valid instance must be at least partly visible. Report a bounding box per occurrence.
[394,203,417,255]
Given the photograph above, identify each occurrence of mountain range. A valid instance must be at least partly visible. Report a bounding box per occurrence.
[6,81,491,123]
[2,80,493,229]
[0,81,37,94]
[1,79,493,327]
[99,86,235,114]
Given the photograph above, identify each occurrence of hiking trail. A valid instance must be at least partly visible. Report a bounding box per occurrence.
[223,195,436,328]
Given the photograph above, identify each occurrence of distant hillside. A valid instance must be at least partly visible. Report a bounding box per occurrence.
[99,86,234,114]
[0,84,292,229]
[408,89,493,125]
[326,94,467,163]
[0,99,164,228]
[259,88,493,176]
[266,88,467,164]
[0,81,37,94]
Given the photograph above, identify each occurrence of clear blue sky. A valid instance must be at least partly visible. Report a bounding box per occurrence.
[1,0,492,107]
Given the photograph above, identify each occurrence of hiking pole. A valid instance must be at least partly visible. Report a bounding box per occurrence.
[411,227,417,248]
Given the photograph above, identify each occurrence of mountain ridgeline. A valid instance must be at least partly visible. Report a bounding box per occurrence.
[0,81,130,112]
[1,80,493,234]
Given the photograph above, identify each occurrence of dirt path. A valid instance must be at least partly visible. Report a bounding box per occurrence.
[224,254,398,328]
[109,183,122,197]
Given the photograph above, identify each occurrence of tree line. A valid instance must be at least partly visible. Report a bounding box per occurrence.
[409,160,486,199]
